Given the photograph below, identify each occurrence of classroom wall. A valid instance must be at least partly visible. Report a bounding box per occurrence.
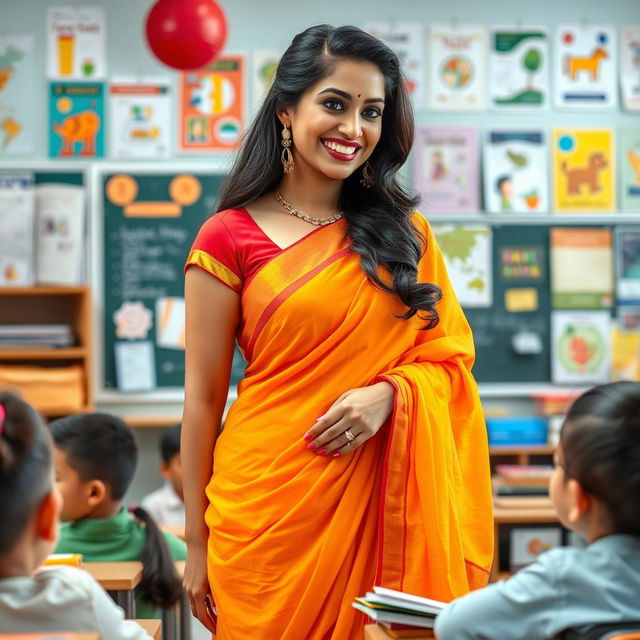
[2,0,639,501]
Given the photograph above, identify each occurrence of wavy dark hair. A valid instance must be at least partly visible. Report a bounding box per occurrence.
[217,24,441,328]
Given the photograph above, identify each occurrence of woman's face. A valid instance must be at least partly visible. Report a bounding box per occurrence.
[282,58,386,182]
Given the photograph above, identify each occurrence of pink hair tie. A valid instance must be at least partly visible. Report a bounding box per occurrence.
[0,404,5,436]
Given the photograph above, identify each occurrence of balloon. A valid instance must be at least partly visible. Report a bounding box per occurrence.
[144,0,227,71]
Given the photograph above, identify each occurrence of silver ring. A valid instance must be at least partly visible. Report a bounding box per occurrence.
[344,428,355,442]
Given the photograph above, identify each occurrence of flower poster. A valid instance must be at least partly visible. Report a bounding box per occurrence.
[620,27,640,111]
[553,24,617,109]
[178,55,246,153]
[619,126,640,212]
[46,6,107,80]
[0,36,35,155]
[483,130,548,213]
[413,125,480,213]
[552,311,611,384]
[489,27,549,110]
[552,129,614,212]
[427,25,487,111]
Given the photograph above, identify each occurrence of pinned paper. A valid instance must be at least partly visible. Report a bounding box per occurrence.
[113,301,152,340]
[115,340,155,392]
[156,297,185,350]
[505,288,538,312]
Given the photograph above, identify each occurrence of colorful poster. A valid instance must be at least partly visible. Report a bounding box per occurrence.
[178,55,246,153]
[489,27,549,110]
[413,125,479,213]
[364,23,426,106]
[611,324,640,381]
[431,224,492,307]
[428,25,487,111]
[551,227,614,309]
[484,130,548,213]
[109,78,171,159]
[616,227,640,305]
[620,27,640,111]
[48,82,104,158]
[46,6,107,80]
[252,50,279,112]
[551,311,611,384]
[552,129,614,212]
[553,24,617,109]
[0,36,35,155]
[619,126,640,212]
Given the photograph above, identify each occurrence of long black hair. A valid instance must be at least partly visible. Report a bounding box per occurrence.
[218,24,441,328]
[561,381,640,536]
[50,413,182,608]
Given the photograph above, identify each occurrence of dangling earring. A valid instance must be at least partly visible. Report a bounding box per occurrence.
[360,161,374,189]
[281,123,294,174]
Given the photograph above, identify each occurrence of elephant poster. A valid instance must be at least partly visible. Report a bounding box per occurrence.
[48,81,105,158]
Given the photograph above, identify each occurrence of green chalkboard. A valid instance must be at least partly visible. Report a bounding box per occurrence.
[101,170,245,391]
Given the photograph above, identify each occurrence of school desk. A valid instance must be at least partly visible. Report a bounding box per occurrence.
[169,561,191,640]
[84,561,143,618]
[130,619,162,640]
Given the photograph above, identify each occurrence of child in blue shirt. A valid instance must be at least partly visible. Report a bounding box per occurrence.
[436,381,640,640]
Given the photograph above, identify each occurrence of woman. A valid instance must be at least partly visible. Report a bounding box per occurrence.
[182,24,493,640]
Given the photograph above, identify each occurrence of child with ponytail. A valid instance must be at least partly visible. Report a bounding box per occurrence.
[50,412,187,619]
[0,391,152,638]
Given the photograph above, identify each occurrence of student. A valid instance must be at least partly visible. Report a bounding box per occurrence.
[50,412,187,619]
[435,381,640,640]
[141,424,185,527]
[0,392,152,638]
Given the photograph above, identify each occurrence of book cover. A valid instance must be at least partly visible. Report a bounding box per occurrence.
[550,227,613,309]
[619,126,640,212]
[616,226,640,305]
[552,129,615,212]
[489,27,549,111]
[620,26,640,111]
[484,130,548,213]
[413,126,480,213]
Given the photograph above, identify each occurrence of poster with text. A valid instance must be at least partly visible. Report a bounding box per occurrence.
[252,50,279,113]
[621,27,640,111]
[413,125,479,213]
[46,6,106,80]
[489,27,549,111]
[178,55,245,153]
[553,24,617,109]
[49,82,104,158]
[552,129,614,212]
[0,36,35,155]
[484,130,548,213]
[109,78,171,159]
[365,23,425,106]
[428,25,487,111]
[619,126,640,212]
[616,227,640,306]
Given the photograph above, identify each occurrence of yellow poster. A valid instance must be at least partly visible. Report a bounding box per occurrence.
[552,128,615,212]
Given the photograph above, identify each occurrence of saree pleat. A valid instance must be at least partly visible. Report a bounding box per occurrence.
[204,214,493,639]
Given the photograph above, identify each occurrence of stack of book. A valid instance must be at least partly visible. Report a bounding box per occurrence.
[354,586,445,638]
[492,464,554,506]
[0,324,74,350]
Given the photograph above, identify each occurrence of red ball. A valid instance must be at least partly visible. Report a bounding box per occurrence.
[145,0,227,71]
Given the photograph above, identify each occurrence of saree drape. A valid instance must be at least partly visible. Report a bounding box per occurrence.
[191,213,493,639]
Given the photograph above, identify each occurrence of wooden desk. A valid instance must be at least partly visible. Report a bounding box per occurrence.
[161,523,185,541]
[364,623,434,639]
[130,619,162,640]
[84,561,143,618]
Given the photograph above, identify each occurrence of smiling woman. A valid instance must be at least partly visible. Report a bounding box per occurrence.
[181,24,494,640]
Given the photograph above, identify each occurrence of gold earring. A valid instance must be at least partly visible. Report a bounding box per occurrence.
[360,161,374,189]
[281,124,294,174]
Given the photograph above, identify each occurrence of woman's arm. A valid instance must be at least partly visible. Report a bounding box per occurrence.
[181,267,240,631]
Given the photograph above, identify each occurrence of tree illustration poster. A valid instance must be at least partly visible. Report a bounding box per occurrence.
[489,28,549,111]
[0,36,35,155]
[48,82,105,158]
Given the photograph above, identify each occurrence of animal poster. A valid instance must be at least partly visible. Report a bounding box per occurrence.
[178,54,246,153]
[46,6,107,80]
[619,126,640,212]
[489,27,549,111]
[252,50,279,113]
[109,77,171,159]
[616,227,640,305]
[483,131,548,213]
[427,25,487,111]
[48,82,104,158]
[365,23,426,107]
[553,24,617,109]
[413,125,480,213]
[0,36,35,155]
[551,311,611,384]
[621,27,640,111]
[552,129,614,212]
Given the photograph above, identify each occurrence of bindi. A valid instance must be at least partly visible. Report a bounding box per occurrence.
[357,93,361,98]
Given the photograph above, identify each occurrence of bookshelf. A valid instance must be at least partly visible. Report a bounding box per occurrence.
[0,285,94,416]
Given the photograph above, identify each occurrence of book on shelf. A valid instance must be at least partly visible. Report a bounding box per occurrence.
[492,479,549,497]
[493,495,553,509]
[494,464,553,487]
[0,324,74,350]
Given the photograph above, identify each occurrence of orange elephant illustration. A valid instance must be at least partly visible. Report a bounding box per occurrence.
[53,110,100,156]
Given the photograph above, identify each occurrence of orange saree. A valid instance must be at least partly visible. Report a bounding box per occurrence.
[186,212,493,639]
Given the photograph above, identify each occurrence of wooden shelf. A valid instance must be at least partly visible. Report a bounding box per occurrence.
[0,347,87,360]
[0,285,88,296]
[40,405,93,417]
[490,444,554,456]
[124,415,181,429]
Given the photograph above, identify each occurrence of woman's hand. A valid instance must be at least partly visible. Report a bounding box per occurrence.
[303,381,395,457]
[183,538,217,633]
